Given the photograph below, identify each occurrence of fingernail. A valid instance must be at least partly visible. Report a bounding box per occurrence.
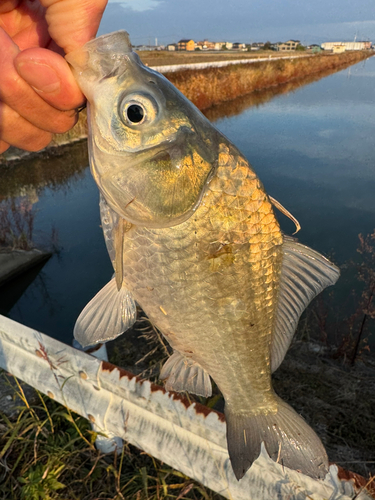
[16,61,61,93]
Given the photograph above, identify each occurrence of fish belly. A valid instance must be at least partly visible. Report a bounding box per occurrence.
[122,143,283,412]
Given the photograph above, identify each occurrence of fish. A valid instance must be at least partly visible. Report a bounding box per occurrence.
[66,31,340,481]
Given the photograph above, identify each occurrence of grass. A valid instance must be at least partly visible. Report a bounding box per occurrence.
[0,373,222,500]
[137,49,305,67]
[166,51,372,110]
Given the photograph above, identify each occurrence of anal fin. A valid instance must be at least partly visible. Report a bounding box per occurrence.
[74,277,137,347]
[160,351,212,397]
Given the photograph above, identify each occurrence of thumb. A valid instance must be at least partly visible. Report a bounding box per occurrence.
[40,0,108,54]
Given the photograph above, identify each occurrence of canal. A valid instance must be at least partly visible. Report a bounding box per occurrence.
[1,56,375,348]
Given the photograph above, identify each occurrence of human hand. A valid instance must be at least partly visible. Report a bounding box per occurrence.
[0,0,108,153]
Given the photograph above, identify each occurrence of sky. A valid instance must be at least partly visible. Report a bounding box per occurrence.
[97,0,375,47]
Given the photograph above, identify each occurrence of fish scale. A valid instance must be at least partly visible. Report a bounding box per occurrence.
[121,143,282,413]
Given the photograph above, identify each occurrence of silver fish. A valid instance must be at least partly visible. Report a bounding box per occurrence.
[66,31,340,481]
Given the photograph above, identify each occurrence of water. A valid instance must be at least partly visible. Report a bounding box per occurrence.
[1,57,375,345]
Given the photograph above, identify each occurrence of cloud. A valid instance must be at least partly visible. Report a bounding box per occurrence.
[108,0,163,12]
[100,0,375,45]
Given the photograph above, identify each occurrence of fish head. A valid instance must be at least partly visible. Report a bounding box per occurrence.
[66,31,219,228]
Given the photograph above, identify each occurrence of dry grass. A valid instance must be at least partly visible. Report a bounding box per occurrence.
[166,51,372,110]
[0,372,221,500]
[138,49,303,67]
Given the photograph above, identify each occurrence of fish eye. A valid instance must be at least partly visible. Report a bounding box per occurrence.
[119,93,158,127]
[126,104,144,124]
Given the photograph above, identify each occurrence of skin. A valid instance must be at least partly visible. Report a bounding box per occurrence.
[0,0,108,153]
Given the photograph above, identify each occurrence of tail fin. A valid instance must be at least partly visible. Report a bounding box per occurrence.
[225,397,328,481]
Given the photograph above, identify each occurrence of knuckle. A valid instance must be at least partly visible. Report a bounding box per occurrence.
[50,111,78,134]
[23,131,53,152]
[0,141,10,154]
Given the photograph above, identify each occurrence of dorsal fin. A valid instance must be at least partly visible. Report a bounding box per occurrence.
[271,236,340,372]
[269,196,301,234]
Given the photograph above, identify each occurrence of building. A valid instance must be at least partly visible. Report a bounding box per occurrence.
[177,39,195,51]
[195,40,215,50]
[250,42,264,51]
[276,40,300,51]
[333,44,346,54]
[214,41,226,50]
[167,44,177,51]
[232,42,246,50]
[321,41,372,51]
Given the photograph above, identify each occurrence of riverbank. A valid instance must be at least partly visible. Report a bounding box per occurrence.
[0,51,372,164]
[166,50,373,110]
[138,48,308,67]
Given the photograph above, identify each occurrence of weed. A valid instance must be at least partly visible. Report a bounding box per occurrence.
[0,198,35,251]
[0,372,222,499]
[166,51,372,111]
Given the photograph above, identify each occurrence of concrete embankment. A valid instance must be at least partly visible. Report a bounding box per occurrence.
[150,53,310,73]
[0,249,51,286]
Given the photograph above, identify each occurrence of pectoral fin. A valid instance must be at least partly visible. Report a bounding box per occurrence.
[160,351,212,397]
[100,195,132,290]
[271,236,340,372]
[74,277,137,347]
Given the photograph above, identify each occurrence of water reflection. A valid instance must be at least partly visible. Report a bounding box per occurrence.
[203,58,371,122]
[0,140,88,201]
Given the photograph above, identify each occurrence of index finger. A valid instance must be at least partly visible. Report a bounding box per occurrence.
[40,0,108,54]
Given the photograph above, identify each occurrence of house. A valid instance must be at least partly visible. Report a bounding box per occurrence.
[276,40,300,51]
[195,40,215,50]
[214,41,226,50]
[250,42,264,50]
[225,42,233,50]
[232,42,246,50]
[177,39,195,51]
[167,44,177,51]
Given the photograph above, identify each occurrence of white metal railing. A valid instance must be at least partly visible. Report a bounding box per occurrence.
[150,54,311,73]
[0,314,371,500]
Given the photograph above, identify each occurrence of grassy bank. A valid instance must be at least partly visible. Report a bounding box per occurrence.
[166,51,372,110]
[0,373,221,500]
[138,48,305,67]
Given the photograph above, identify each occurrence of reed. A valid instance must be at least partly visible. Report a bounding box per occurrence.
[166,51,372,110]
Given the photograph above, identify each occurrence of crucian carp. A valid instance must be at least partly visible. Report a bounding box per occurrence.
[66,31,340,481]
